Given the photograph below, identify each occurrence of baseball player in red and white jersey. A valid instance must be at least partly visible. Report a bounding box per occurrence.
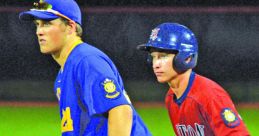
[138,22,250,136]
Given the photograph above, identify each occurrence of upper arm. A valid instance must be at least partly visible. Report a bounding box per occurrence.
[206,92,250,135]
[108,105,133,136]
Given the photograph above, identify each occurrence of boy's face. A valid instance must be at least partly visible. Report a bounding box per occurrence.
[150,51,178,83]
[34,18,68,54]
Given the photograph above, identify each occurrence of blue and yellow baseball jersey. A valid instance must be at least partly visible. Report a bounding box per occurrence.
[54,42,151,136]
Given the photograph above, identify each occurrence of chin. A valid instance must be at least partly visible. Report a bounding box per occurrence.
[156,78,168,83]
[40,50,49,54]
[40,49,52,54]
[40,47,54,54]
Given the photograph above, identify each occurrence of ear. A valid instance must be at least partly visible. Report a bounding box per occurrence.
[67,20,77,35]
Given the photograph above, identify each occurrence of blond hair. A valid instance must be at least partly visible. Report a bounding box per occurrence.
[60,18,83,37]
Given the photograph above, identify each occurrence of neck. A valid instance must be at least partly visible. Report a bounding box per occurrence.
[52,36,82,68]
[168,70,192,99]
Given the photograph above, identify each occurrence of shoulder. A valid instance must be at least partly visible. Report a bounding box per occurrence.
[67,43,112,67]
[192,74,228,96]
[71,43,107,58]
[72,51,118,78]
[190,74,231,105]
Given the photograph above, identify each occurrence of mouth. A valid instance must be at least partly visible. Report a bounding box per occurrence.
[38,39,46,45]
[154,72,164,76]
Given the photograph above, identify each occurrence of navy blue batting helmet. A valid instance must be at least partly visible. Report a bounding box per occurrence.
[137,23,198,73]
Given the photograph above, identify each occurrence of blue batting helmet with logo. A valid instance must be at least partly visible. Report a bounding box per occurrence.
[137,23,198,73]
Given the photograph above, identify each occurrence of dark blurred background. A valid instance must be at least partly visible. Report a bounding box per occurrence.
[0,0,258,103]
[1,0,259,6]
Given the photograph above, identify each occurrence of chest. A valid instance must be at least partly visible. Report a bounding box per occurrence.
[54,70,79,107]
[167,97,214,135]
[169,98,207,122]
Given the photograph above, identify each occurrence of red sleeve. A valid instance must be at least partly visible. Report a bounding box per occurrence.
[205,88,250,136]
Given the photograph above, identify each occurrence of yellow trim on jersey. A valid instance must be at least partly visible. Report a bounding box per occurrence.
[53,37,83,69]
[56,88,61,101]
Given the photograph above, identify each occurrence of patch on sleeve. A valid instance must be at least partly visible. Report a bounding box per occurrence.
[221,108,240,128]
[102,78,120,99]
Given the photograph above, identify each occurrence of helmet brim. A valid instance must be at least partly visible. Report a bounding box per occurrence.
[137,44,178,54]
[136,44,149,51]
[19,10,59,21]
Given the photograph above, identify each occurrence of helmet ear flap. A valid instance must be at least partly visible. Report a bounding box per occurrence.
[173,53,182,73]
[173,52,198,73]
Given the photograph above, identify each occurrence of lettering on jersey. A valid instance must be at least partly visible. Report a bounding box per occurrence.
[102,78,120,99]
[61,107,74,133]
[56,88,61,101]
[221,108,240,128]
[176,123,204,136]
[150,28,160,41]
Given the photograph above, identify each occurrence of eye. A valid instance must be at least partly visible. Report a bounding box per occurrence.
[160,54,169,59]
[33,21,39,27]
[150,54,155,59]
[43,22,51,26]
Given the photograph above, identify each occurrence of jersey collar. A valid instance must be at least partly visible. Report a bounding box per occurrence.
[174,71,196,106]
[52,38,83,69]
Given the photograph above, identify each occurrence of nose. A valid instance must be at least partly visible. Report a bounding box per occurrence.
[152,59,161,69]
[36,26,44,36]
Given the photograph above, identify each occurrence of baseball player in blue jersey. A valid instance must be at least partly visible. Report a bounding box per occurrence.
[19,0,152,135]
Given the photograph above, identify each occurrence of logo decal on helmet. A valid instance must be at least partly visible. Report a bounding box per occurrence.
[150,28,160,41]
